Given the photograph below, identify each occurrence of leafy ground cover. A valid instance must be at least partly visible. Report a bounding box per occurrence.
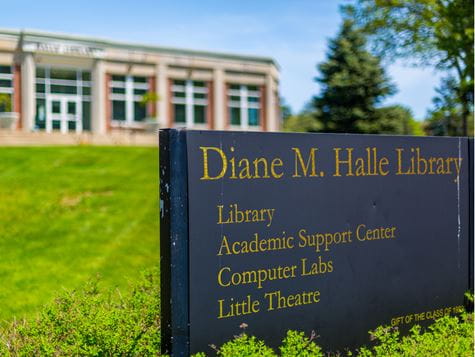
[0,146,159,321]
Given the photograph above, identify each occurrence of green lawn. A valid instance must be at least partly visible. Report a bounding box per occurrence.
[0,146,159,321]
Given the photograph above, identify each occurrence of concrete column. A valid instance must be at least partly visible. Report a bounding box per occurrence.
[213,68,225,130]
[265,74,278,132]
[157,62,168,127]
[21,52,35,132]
[91,59,106,134]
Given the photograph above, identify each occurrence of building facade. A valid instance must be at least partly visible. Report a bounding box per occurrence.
[0,29,280,135]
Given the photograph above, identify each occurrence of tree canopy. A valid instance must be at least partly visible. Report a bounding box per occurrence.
[312,19,396,133]
[349,0,474,136]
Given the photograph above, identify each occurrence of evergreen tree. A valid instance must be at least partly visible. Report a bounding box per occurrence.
[313,20,395,133]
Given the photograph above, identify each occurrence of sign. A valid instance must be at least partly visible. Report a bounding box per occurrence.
[160,129,473,355]
[23,41,105,58]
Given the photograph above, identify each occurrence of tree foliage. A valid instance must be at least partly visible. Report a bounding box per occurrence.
[283,113,322,133]
[370,105,423,135]
[424,76,474,136]
[349,0,474,135]
[312,19,396,133]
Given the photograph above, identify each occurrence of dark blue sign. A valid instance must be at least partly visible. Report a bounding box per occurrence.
[160,130,473,356]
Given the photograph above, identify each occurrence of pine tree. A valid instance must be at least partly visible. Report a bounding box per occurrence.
[313,19,395,133]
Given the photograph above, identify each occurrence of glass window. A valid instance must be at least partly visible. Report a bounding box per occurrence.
[230,107,241,125]
[134,88,147,96]
[0,65,13,113]
[36,83,45,93]
[67,102,77,115]
[227,84,261,129]
[82,101,91,131]
[112,87,126,94]
[112,75,126,82]
[194,105,206,124]
[35,99,46,129]
[51,85,77,95]
[0,65,11,74]
[36,67,46,78]
[82,72,91,81]
[50,68,76,81]
[52,101,61,114]
[0,79,12,87]
[134,102,146,122]
[174,104,186,123]
[0,93,12,112]
[172,79,208,125]
[112,100,126,121]
[248,108,260,126]
[109,74,151,124]
[173,91,185,98]
[194,93,206,99]
[0,64,13,113]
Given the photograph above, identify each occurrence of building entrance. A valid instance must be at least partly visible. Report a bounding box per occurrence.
[46,95,82,133]
[35,66,91,133]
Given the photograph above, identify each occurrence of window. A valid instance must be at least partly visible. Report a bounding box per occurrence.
[0,65,13,112]
[35,67,91,130]
[172,80,208,126]
[227,84,261,129]
[109,75,150,124]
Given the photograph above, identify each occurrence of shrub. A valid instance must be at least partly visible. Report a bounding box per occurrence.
[198,312,473,356]
[203,329,322,357]
[279,330,323,357]
[358,312,473,356]
[216,333,276,357]
[0,268,161,356]
[1,272,472,357]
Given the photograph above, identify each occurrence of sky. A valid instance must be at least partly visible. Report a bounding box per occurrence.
[1,0,443,119]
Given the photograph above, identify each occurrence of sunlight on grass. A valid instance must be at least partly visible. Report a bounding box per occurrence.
[0,146,159,321]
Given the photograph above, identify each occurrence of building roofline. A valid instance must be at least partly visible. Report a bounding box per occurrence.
[0,28,280,69]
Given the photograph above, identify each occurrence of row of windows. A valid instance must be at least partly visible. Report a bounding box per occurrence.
[0,64,265,129]
[110,78,263,128]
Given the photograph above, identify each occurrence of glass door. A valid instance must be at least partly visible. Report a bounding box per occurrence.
[46,95,82,134]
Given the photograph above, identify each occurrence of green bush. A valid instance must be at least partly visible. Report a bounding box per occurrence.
[203,329,322,357]
[358,312,473,356]
[1,271,472,356]
[0,268,161,356]
[198,312,473,357]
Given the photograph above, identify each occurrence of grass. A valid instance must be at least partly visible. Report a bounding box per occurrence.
[0,146,159,321]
